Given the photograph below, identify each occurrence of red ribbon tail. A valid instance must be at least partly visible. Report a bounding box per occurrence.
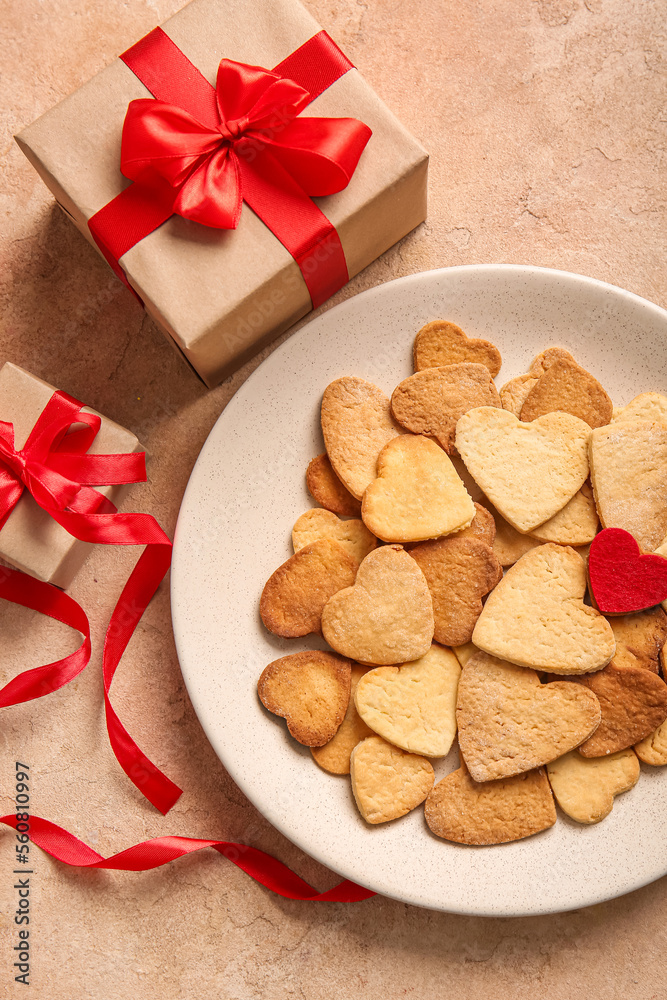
[0,815,376,901]
[0,567,91,708]
[102,542,181,814]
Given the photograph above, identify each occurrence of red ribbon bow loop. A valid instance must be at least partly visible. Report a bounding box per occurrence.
[120,57,371,232]
[89,28,371,309]
[0,389,181,815]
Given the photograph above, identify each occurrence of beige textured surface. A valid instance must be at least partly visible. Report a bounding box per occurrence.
[455,408,591,533]
[361,434,475,542]
[457,652,601,782]
[3,0,667,994]
[472,543,616,673]
[547,748,640,824]
[354,644,461,757]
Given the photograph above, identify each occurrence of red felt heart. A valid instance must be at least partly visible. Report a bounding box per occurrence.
[588,528,667,614]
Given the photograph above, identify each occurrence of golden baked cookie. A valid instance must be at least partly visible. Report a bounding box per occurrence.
[456,651,601,781]
[529,481,599,546]
[391,363,501,453]
[611,392,667,427]
[354,644,461,757]
[408,535,502,646]
[321,376,401,500]
[311,664,374,774]
[576,663,667,756]
[260,538,358,637]
[520,357,613,429]
[479,497,541,567]
[258,651,351,746]
[608,606,667,673]
[350,736,434,824]
[472,543,615,674]
[306,453,361,516]
[451,501,496,546]
[635,719,667,765]
[361,435,475,543]
[292,508,376,565]
[455,408,591,534]
[499,373,539,416]
[413,320,501,376]
[547,749,640,824]
[321,545,434,665]
[589,419,667,552]
[425,761,556,845]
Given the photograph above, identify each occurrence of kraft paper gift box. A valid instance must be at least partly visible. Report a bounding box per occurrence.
[0,362,141,588]
[16,0,428,388]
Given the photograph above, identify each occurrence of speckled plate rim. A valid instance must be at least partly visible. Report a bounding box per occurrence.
[171,264,667,916]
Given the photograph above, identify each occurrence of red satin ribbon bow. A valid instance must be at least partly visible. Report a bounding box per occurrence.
[121,57,371,232]
[89,28,371,309]
[0,390,180,815]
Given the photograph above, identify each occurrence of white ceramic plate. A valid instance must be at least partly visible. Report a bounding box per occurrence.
[171,264,667,916]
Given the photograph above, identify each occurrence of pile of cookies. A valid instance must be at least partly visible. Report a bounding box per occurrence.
[257,320,667,845]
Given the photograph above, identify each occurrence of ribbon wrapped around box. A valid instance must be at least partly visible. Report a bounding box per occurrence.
[0,362,180,814]
[16,0,429,387]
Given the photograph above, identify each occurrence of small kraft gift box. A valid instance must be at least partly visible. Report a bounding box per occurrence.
[0,362,141,588]
[16,0,429,387]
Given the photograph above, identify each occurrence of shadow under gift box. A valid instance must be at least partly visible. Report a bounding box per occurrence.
[15,0,429,388]
[0,362,142,588]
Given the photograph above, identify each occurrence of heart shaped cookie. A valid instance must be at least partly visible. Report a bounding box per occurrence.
[306,453,361,516]
[529,347,578,375]
[576,662,667,756]
[408,535,502,645]
[321,545,434,664]
[472,543,615,674]
[635,718,667,765]
[361,435,475,543]
[292,508,377,566]
[311,664,374,774]
[260,539,358,637]
[520,357,613,428]
[452,501,496,546]
[499,374,540,416]
[456,652,601,781]
[424,761,556,845]
[547,749,640,824]
[589,419,667,552]
[529,482,599,546]
[608,606,667,673]
[588,528,667,614]
[413,320,501,376]
[258,651,351,746]
[321,376,401,499]
[390,363,501,453]
[354,644,461,757]
[479,497,541,567]
[611,392,667,427]
[455,408,591,533]
[350,735,434,823]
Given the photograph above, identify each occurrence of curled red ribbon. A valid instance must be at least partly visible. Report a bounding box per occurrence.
[0,814,375,902]
[0,390,181,814]
[89,29,371,309]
